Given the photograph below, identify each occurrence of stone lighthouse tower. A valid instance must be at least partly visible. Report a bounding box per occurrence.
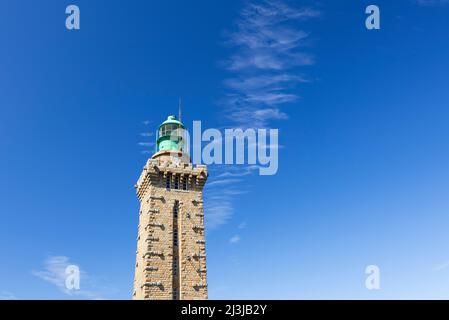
[133,115,208,300]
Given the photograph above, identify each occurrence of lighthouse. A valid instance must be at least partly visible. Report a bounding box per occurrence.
[133,115,208,300]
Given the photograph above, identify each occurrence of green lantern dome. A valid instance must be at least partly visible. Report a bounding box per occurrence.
[156,115,185,153]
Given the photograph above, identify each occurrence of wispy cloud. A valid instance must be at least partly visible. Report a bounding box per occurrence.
[221,0,320,127]
[433,260,449,272]
[229,235,241,244]
[224,74,309,92]
[139,121,155,155]
[215,165,260,178]
[415,0,449,6]
[138,142,154,147]
[204,200,234,230]
[32,256,117,299]
[207,178,243,187]
[204,165,252,230]
[0,291,16,300]
[205,0,318,230]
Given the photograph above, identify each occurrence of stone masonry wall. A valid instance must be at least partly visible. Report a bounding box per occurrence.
[133,154,208,300]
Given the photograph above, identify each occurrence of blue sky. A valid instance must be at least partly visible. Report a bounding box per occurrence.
[1,0,449,299]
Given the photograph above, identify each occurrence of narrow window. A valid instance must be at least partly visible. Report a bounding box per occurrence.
[174,175,179,190]
[173,230,178,246]
[173,202,178,218]
[173,258,178,275]
[172,200,180,300]
[173,287,178,300]
[182,178,187,190]
[166,174,171,189]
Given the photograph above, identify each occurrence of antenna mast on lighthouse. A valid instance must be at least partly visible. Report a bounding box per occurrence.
[178,98,182,122]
